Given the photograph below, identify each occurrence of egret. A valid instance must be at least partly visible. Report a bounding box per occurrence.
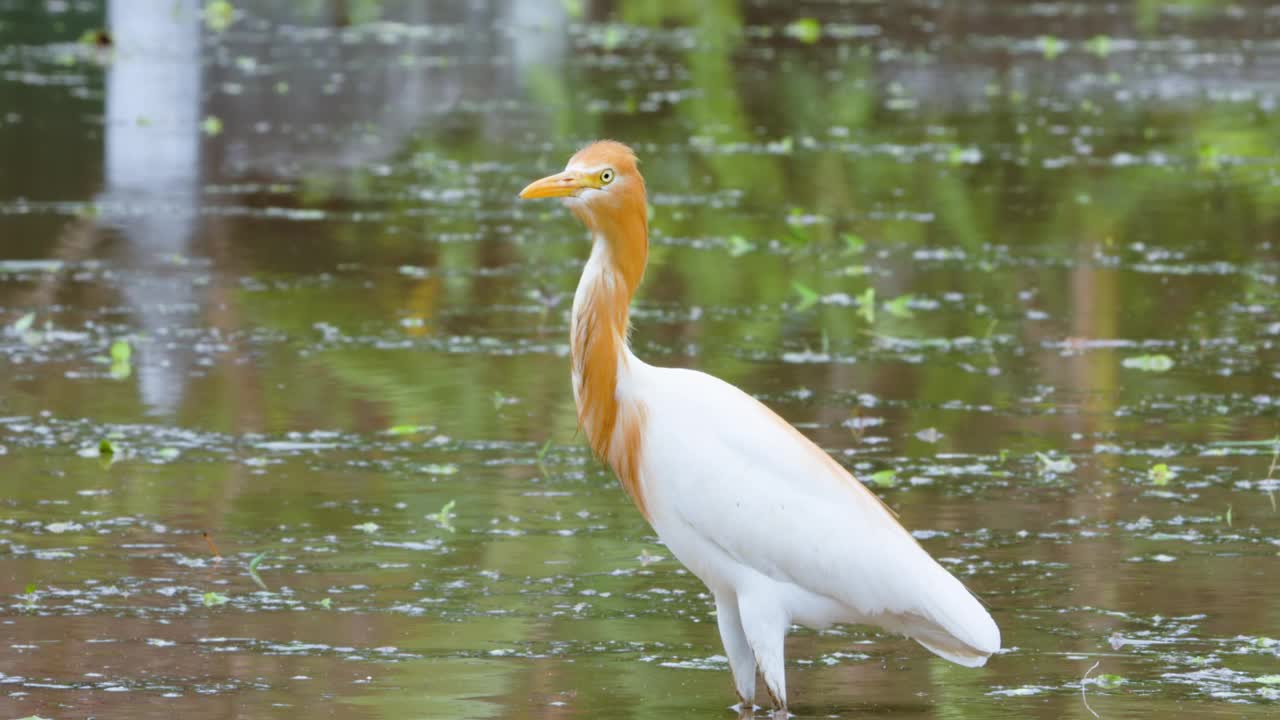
[520,141,999,714]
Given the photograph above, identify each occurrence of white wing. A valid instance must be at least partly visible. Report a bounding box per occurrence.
[634,364,1000,665]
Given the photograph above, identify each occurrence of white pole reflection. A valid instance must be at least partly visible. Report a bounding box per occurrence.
[100,0,202,415]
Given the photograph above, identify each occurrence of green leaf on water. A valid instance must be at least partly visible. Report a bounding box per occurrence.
[1095,673,1125,688]
[387,424,423,435]
[353,522,380,534]
[110,335,131,358]
[869,470,897,487]
[792,282,819,312]
[1086,34,1112,58]
[884,294,915,319]
[156,447,181,461]
[203,0,235,32]
[726,234,753,257]
[601,24,624,51]
[1036,452,1076,474]
[1122,354,1173,372]
[560,0,583,19]
[202,591,229,607]
[201,115,223,137]
[95,438,119,470]
[1039,35,1064,60]
[11,312,35,334]
[1199,143,1223,171]
[535,438,550,476]
[318,597,332,610]
[785,17,821,44]
[423,463,458,475]
[247,551,268,591]
[430,500,457,531]
[841,233,865,255]
[20,583,37,609]
[1148,463,1172,486]
[785,208,812,243]
[110,361,132,380]
[108,338,134,379]
[857,287,876,324]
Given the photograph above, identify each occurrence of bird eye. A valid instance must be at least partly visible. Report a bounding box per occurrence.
[600,169,615,184]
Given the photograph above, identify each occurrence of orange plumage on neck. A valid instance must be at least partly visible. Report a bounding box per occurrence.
[564,142,650,518]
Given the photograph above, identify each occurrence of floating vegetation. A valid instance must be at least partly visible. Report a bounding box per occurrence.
[428,500,457,532]
[884,294,915,319]
[1085,34,1113,58]
[1,0,1278,716]
[201,115,224,137]
[791,282,819,312]
[1036,452,1077,475]
[203,0,236,32]
[1123,354,1175,372]
[1038,35,1065,60]
[1149,463,1173,486]
[857,287,875,323]
[869,470,897,487]
[784,18,822,45]
[107,338,132,380]
[726,234,753,257]
[247,552,269,591]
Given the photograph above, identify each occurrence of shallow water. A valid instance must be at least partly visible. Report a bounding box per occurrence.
[2,1,1279,718]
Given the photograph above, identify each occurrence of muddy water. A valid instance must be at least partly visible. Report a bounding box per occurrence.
[1,1,1278,718]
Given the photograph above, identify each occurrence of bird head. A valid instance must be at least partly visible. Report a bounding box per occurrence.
[519,140,649,291]
[519,140,646,219]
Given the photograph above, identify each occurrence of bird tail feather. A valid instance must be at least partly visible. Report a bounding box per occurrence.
[913,636,992,668]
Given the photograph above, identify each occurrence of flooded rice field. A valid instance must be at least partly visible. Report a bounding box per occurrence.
[1,0,1279,718]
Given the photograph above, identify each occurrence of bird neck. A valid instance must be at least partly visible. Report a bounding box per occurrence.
[569,210,649,517]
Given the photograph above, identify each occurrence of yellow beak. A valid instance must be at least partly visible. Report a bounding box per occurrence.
[519,170,584,199]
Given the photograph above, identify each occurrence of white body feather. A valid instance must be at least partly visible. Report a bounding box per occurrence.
[616,343,1000,705]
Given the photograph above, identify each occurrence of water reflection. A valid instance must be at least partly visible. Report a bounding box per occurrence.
[0,1,1278,718]
[99,0,203,414]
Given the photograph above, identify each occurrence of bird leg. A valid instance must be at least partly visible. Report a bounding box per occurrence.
[714,592,757,708]
[737,591,789,715]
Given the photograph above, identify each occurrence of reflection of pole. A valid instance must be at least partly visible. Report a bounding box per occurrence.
[100,0,202,414]
[105,0,201,193]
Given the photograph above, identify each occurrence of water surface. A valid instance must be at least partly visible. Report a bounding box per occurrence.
[1,1,1278,718]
